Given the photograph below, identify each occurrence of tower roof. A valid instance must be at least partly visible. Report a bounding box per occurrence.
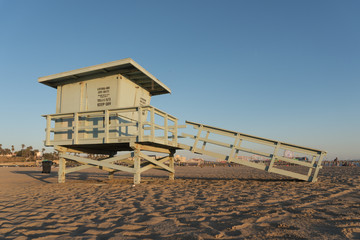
[38,58,171,96]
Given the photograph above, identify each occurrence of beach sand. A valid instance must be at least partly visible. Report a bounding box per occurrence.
[0,165,359,239]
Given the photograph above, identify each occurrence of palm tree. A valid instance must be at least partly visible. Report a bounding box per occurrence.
[41,148,45,159]
[21,144,25,157]
[25,146,33,159]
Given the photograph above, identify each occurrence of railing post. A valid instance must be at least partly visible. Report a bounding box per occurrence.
[164,114,168,145]
[46,115,52,146]
[192,124,203,153]
[202,131,210,152]
[104,110,109,143]
[174,118,178,145]
[267,142,280,171]
[74,113,79,144]
[151,107,155,142]
[307,155,317,177]
[311,153,325,182]
[138,107,143,142]
[234,136,243,160]
[228,133,240,162]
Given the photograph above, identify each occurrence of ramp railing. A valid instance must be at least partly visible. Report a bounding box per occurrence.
[179,121,326,182]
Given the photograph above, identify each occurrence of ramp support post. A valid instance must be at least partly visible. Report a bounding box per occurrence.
[181,121,327,182]
[310,153,325,182]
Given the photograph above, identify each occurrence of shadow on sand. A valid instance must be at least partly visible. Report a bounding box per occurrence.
[11,170,57,184]
[11,168,302,184]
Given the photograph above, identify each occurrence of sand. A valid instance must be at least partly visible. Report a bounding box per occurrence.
[0,165,359,240]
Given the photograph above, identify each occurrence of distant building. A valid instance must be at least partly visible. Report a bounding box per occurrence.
[175,155,187,163]
[236,155,270,162]
[36,152,43,159]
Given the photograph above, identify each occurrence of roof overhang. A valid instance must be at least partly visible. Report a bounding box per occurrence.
[38,58,171,96]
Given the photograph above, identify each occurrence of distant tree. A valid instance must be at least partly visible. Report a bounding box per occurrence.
[43,152,59,160]
[41,148,45,159]
[24,146,33,158]
[3,148,11,155]
[20,144,25,157]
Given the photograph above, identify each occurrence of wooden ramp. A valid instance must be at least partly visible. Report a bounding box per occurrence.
[179,121,326,182]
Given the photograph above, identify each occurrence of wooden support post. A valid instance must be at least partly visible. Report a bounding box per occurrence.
[108,153,115,180]
[169,149,175,180]
[134,148,141,184]
[58,153,66,183]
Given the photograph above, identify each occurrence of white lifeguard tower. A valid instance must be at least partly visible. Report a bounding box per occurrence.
[39,58,327,184]
[39,58,179,184]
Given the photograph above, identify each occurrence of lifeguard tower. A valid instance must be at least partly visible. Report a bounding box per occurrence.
[39,58,179,184]
[39,58,327,184]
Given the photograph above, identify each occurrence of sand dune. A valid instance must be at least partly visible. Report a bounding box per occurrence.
[0,166,359,239]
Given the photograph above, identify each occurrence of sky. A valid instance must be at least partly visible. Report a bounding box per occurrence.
[0,0,359,160]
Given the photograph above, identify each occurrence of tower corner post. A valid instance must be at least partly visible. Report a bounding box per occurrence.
[108,153,116,180]
[169,149,176,180]
[133,148,141,185]
[58,154,66,183]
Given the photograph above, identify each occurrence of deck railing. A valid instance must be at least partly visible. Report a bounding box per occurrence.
[43,106,178,147]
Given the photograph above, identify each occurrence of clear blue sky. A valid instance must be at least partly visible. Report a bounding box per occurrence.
[0,0,359,160]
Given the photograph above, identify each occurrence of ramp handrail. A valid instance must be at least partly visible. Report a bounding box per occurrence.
[180,121,326,182]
